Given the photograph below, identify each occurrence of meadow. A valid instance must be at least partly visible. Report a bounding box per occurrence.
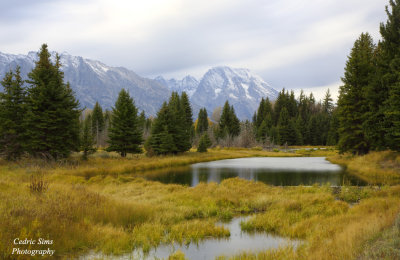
[0,148,399,259]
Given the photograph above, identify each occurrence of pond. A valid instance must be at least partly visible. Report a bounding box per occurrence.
[146,157,366,186]
[81,217,299,260]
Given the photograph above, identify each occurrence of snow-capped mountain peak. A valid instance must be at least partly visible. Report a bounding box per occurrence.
[0,50,170,116]
[154,75,199,97]
[191,66,278,119]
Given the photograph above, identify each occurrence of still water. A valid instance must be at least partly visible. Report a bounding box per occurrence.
[82,217,299,260]
[147,157,366,186]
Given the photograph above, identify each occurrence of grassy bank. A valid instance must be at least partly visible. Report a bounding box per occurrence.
[11,148,301,181]
[327,151,400,185]
[1,148,399,259]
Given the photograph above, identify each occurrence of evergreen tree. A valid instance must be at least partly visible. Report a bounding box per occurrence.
[138,111,146,132]
[322,89,334,115]
[327,109,339,145]
[107,89,143,157]
[218,101,240,138]
[0,67,26,160]
[274,89,289,124]
[146,92,192,155]
[91,101,104,146]
[197,133,212,153]
[25,44,80,159]
[308,115,319,146]
[169,92,191,152]
[229,105,241,137]
[337,33,375,154]
[288,90,298,118]
[257,120,269,142]
[146,102,175,155]
[196,108,209,134]
[180,92,193,130]
[277,107,292,145]
[255,98,266,128]
[80,114,96,160]
[380,0,400,151]
[294,116,304,145]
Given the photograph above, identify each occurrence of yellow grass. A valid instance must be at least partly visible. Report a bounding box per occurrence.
[0,148,399,259]
[328,151,400,185]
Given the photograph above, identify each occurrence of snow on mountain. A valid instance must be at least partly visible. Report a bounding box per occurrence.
[154,75,199,97]
[0,50,278,120]
[191,66,278,120]
[0,51,170,116]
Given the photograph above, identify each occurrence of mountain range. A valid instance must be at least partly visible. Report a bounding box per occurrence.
[0,51,278,119]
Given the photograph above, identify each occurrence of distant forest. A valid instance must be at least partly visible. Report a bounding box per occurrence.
[1,0,400,160]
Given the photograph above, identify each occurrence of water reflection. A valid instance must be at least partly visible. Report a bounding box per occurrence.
[81,217,299,260]
[147,157,367,186]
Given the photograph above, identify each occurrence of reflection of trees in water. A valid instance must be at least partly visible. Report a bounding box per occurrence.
[147,162,367,186]
[189,168,365,186]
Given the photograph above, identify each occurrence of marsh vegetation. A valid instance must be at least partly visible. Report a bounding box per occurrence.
[0,148,399,259]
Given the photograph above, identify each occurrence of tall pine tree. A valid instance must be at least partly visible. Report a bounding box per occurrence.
[0,67,26,160]
[337,33,375,154]
[107,89,143,157]
[218,101,240,139]
[91,101,104,146]
[80,114,96,160]
[381,0,400,151]
[25,44,80,159]
[196,108,209,134]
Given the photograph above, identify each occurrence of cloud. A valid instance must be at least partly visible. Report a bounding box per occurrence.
[0,0,389,91]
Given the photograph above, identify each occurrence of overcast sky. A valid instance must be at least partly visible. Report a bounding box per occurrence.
[0,0,388,100]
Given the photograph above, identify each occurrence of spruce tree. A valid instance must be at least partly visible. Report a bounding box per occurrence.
[196,108,209,134]
[218,101,231,138]
[146,102,177,155]
[146,92,192,155]
[107,89,143,157]
[138,111,147,136]
[197,133,211,152]
[169,92,191,152]
[337,33,375,154]
[257,120,269,142]
[322,89,334,115]
[25,44,80,159]
[91,101,104,146]
[80,114,96,160]
[277,107,290,145]
[327,109,339,145]
[0,67,26,160]
[380,0,400,151]
[181,92,195,144]
[218,101,240,138]
[229,105,241,137]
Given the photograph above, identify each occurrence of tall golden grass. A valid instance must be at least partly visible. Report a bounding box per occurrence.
[328,151,400,185]
[0,148,399,259]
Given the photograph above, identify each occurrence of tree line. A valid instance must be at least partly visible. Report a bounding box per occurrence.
[2,0,399,161]
[336,0,400,154]
[252,89,336,146]
[0,44,336,161]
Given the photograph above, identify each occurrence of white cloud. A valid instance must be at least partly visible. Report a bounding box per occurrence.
[0,0,388,91]
[292,81,341,103]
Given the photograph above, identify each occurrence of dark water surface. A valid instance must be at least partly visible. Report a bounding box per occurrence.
[147,157,366,186]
